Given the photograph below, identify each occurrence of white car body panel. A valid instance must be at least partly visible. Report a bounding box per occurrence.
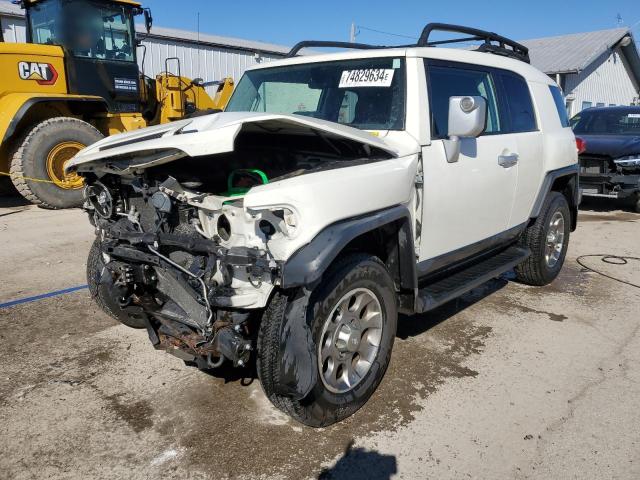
[244,154,420,261]
[419,135,519,261]
[67,112,405,173]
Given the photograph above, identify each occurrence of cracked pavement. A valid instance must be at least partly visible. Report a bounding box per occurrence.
[0,197,639,479]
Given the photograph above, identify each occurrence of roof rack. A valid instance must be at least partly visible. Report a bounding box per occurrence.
[418,23,530,63]
[285,23,530,64]
[286,40,383,58]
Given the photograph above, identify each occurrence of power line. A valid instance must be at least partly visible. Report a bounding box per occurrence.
[356,25,418,41]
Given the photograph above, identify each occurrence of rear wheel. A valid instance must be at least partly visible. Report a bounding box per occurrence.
[10,117,103,209]
[515,192,571,286]
[257,254,398,427]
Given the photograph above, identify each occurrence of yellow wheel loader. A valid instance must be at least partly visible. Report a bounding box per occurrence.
[0,0,234,208]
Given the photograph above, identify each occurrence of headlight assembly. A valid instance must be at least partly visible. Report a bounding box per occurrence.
[252,207,299,239]
[614,156,640,167]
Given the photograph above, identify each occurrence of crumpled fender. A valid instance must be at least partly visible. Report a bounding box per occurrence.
[272,288,318,400]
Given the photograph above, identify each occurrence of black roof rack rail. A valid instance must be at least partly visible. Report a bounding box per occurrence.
[417,23,530,63]
[285,23,530,64]
[286,41,383,58]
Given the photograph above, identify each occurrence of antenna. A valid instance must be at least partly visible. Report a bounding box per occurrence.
[196,12,201,104]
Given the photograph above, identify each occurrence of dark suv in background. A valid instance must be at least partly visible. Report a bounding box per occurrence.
[572,106,640,212]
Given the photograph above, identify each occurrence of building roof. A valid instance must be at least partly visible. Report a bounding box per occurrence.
[0,1,22,17]
[520,27,631,74]
[135,25,289,56]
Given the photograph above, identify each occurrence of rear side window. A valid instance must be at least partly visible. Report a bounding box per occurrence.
[499,73,537,132]
[549,85,570,127]
[426,64,502,138]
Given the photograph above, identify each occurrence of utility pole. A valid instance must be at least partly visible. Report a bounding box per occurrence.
[350,22,356,43]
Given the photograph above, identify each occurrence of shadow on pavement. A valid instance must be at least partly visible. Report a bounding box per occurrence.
[397,277,509,340]
[196,277,509,386]
[0,195,31,209]
[318,440,397,480]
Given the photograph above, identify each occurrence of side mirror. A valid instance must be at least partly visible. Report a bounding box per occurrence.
[143,8,153,33]
[444,96,487,163]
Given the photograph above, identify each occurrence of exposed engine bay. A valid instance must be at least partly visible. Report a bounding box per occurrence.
[81,126,394,368]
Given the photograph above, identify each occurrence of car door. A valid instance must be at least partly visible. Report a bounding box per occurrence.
[495,71,544,227]
[418,60,519,269]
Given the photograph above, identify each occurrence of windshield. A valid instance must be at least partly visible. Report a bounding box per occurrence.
[572,109,640,136]
[226,58,406,131]
[28,0,136,62]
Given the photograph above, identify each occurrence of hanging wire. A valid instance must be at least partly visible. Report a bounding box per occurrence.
[356,25,418,41]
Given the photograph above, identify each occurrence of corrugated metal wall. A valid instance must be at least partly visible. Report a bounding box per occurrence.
[139,36,281,95]
[0,14,282,96]
[564,49,639,116]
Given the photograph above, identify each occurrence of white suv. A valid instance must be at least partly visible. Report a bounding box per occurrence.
[69,24,579,427]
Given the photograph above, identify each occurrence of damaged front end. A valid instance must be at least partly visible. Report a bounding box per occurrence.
[72,112,402,368]
[87,174,278,368]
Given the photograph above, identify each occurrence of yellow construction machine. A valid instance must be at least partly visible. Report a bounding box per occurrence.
[0,0,234,208]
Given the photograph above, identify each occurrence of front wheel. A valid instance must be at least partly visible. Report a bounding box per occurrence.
[87,238,147,329]
[257,254,398,427]
[516,192,571,286]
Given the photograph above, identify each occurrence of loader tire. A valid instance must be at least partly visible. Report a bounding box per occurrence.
[10,117,103,209]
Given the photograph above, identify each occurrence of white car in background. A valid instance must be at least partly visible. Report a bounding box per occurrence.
[68,23,579,427]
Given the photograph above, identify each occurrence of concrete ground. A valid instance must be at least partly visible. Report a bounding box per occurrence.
[0,196,639,480]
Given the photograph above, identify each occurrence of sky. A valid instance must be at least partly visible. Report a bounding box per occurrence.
[142,0,640,47]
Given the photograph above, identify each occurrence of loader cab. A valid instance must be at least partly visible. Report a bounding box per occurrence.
[25,0,144,112]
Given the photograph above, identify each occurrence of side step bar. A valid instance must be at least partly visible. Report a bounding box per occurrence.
[415,246,531,313]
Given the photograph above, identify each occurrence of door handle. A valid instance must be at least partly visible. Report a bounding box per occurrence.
[498,153,519,168]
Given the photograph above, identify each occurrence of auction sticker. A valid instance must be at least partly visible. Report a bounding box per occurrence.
[339,69,395,88]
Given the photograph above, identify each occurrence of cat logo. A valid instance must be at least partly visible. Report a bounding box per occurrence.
[17,61,58,86]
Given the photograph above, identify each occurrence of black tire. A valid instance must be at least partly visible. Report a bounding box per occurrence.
[10,117,103,209]
[87,238,147,329]
[257,253,398,427]
[515,192,571,286]
[634,193,640,213]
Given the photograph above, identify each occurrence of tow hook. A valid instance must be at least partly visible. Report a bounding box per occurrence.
[213,327,252,367]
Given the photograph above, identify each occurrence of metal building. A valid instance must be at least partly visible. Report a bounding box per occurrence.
[0,1,288,96]
[521,28,640,117]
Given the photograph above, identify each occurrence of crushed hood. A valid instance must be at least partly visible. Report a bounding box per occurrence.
[67,112,409,174]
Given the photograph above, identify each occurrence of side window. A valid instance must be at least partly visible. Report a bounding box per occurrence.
[500,73,537,132]
[549,85,570,127]
[426,64,502,138]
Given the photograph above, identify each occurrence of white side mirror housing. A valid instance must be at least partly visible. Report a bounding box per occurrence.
[444,96,487,163]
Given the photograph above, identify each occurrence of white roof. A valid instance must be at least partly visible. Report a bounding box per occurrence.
[249,46,553,84]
